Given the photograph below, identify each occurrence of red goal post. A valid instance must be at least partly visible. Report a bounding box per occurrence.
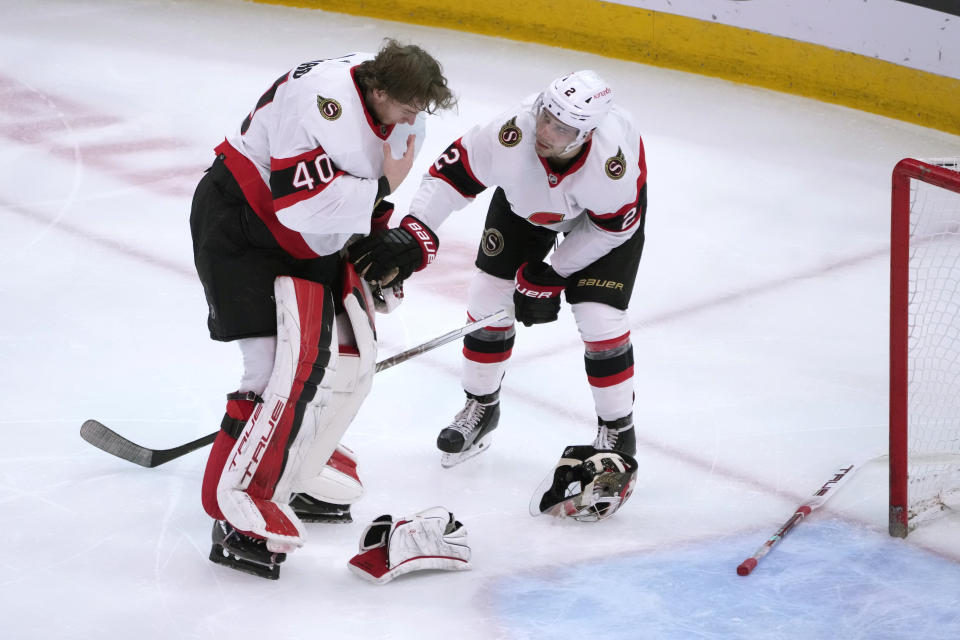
[889,157,960,538]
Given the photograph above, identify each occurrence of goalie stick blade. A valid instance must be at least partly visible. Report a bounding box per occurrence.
[81,419,155,467]
[80,420,216,468]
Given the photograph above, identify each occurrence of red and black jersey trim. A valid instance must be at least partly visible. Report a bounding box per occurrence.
[241,72,290,135]
[587,139,648,233]
[539,139,592,188]
[587,182,647,233]
[269,146,347,211]
[215,140,320,260]
[428,138,486,198]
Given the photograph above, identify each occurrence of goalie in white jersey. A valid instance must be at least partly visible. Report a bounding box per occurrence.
[351,70,646,484]
[190,39,455,578]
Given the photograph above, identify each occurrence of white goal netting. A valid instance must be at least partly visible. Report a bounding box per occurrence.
[903,157,960,529]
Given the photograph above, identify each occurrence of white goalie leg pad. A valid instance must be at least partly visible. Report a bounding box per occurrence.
[294,269,377,503]
[217,276,339,553]
[347,507,471,584]
[302,443,364,505]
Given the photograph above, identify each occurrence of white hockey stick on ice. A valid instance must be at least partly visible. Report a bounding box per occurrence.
[736,460,867,576]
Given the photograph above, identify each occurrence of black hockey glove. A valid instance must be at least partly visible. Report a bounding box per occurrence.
[513,261,567,327]
[349,215,438,288]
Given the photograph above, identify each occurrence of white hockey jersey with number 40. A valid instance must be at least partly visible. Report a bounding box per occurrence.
[409,95,646,277]
[216,54,424,258]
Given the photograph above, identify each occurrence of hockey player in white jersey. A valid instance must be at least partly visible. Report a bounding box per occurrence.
[350,71,646,495]
[190,39,455,578]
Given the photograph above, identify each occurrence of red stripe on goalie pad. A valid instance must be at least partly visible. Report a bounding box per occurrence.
[587,366,633,388]
[251,497,301,537]
[327,449,360,483]
[249,278,333,502]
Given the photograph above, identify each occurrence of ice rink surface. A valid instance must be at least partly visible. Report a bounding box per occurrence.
[2,1,960,638]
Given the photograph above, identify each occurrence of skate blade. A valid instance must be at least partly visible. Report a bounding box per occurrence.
[295,511,352,524]
[440,436,492,468]
[209,544,281,580]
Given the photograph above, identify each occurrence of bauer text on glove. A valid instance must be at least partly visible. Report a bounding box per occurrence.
[349,215,438,288]
[513,261,566,326]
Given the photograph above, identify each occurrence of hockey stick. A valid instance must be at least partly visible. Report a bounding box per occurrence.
[736,461,863,576]
[80,309,509,468]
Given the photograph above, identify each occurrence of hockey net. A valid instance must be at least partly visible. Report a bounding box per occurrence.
[889,157,960,537]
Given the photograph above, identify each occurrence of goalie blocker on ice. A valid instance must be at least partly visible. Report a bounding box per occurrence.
[188,40,456,579]
[348,70,646,494]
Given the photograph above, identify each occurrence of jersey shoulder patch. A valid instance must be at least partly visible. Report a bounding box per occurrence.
[498,116,523,148]
[603,147,627,180]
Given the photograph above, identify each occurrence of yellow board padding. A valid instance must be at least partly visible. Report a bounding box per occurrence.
[252,0,960,136]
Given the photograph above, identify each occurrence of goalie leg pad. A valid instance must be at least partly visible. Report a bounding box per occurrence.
[348,507,471,584]
[297,444,363,505]
[294,263,376,504]
[201,391,260,521]
[216,276,338,552]
[289,444,361,523]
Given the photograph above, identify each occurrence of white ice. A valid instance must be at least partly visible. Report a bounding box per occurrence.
[2,1,960,639]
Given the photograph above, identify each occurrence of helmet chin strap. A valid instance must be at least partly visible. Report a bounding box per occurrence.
[560,128,591,155]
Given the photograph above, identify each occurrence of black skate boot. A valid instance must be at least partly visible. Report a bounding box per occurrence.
[593,414,636,457]
[437,390,500,468]
[209,520,286,580]
[289,492,352,524]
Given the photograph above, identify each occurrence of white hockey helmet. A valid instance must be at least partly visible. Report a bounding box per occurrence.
[535,70,614,153]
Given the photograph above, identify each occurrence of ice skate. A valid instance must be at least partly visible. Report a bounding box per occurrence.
[208,520,286,580]
[592,414,636,457]
[437,390,500,468]
[289,492,352,524]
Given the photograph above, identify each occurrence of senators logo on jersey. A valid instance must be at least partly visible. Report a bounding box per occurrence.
[316,95,342,121]
[605,147,626,180]
[498,117,522,148]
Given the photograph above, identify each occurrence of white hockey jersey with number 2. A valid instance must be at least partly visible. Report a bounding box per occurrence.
[410,95,646,277]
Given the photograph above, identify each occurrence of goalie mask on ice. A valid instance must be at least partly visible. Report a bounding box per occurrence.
[530,445,638,522]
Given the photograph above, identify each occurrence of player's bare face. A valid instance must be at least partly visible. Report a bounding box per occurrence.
[368,88,422,126]
[534,109,580,159]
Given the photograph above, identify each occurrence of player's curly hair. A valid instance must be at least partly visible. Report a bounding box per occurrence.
[355,38,457,114]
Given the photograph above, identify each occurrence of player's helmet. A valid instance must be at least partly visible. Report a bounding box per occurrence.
[531,445,638,522]
[535,70,614,153]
